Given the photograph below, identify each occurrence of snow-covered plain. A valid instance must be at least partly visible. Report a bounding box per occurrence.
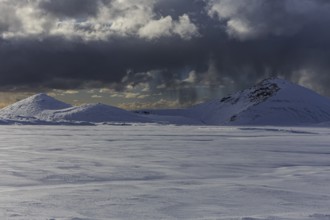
[0,125,330,220]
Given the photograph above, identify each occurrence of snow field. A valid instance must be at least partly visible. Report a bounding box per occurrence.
[0,125,329,219]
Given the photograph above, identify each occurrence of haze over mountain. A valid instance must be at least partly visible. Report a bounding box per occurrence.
[1,78,330,126]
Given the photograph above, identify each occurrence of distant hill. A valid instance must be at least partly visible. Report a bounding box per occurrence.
[49,103,152,123]
[1,78,330,126]
[135,78,330,126]
[186,78,330,125]
[0,93,71,121]
[0,94,150,124]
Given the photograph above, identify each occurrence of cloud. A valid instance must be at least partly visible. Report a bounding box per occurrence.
[173,14,199,40]
[138,16,173,39]
[139,14,199,40]
[39,0,100,18]
[64,90,79,94]
[208,0,330,40]
[91,94,102,98]
[1,0,330,107]
[118,98,180,110]
[183,71,197,84]
[0,0,198,41]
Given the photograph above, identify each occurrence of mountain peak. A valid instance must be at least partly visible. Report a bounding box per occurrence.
[217,77,287,106]
[21,93,71,109]
[189,77,330,125]
[257,77,291,87]
[32,93,51,98]
[245,77,300,104]
[29,93,58,102]
[0,93,72,119]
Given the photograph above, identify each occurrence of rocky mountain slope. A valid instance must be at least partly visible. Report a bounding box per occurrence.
[187,78,330,125]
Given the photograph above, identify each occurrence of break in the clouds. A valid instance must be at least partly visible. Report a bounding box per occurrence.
[1,0,330,107]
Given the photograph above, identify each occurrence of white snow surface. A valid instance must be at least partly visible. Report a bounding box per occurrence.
[0,125,330,219]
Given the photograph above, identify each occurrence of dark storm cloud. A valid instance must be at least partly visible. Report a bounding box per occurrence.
[0,36,208,91]
[206,0,330,92]
[39,0,101,18]
[1,0,330,104]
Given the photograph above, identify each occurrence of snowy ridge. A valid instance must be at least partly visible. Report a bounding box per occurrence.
[134,78,330,126]
[186,78,330,125]
[0,93,71,121]
[49,103,151,123]
[1,78,330,125]
[0,94,150,124]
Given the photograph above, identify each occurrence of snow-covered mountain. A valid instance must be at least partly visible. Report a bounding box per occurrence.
[134,78,330,126]
[1,78,330,126]
[0,93,72,121]
[186,78,330,125]
[0,93,150,124]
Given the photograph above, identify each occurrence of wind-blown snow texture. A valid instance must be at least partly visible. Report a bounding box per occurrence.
[1,78,330,126]
[0,125,330,219]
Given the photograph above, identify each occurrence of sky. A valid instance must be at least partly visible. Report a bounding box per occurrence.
[1,0,330,109]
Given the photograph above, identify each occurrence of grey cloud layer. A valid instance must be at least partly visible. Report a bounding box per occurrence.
[1,0,330,103]
[0,0,199,40]
[209,0,330,40]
